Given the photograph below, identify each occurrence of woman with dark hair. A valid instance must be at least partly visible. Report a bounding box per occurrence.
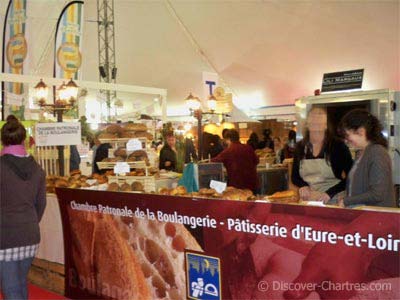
[246,132,259,150]
[0,115,46,299]
[292,107,353,203]
[337,109,395,207]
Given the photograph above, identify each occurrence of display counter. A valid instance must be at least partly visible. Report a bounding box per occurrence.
[50,188,399,300]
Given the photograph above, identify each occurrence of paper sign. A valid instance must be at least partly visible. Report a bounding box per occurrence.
[114,162,130,175]
[210,180,227,194]
[126,139,142,151]
[35,123,81,146]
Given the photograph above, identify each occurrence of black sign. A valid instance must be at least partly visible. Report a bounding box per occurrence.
[321,69,364,92]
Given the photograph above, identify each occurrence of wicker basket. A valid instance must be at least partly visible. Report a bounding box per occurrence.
[108,175,156,192]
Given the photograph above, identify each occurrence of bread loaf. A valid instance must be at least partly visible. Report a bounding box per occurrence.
[123,123,147,132]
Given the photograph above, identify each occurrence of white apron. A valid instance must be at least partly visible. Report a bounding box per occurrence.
[299,158,340,193]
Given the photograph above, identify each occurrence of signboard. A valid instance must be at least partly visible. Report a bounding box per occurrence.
[126,138,142,151]
[56,188,400,300]
[35,122,81,146]
[321,69,364,92]
[113,162,130,175]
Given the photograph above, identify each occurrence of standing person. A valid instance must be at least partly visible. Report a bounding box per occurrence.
[211,129,260,193]
[273,137,285,163]
[69,145,81,172]
[283,129,297,159]
[0,115,46,300]
[259,128,274,150]
[246,132,260,150]
[221,128,230,149]
[92,132,112,174]
[159,132,177,171]
[336,109,395,207]
[203,132,224,159]
[292,107,353,202]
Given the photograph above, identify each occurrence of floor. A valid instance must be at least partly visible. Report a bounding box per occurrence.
[0,283,66,300]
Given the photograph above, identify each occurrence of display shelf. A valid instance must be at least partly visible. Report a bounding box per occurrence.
[96,161,147,170]
[99,137,147,144]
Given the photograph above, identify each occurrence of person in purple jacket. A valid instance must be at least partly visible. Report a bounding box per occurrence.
[0,115,46,300]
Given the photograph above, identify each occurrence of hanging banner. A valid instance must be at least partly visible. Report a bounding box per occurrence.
[1,0,29,120]
[56,188,400,300]
[54,1,84,81]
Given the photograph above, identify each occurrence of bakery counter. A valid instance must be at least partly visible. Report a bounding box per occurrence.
[53,188,399,300]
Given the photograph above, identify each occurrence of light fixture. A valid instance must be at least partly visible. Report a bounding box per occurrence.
[207,94,217,112]
[185,93,201,111]
[65,78,79,102]
[111,67,117,80]
[34,78,79,176]
[34,79,49,106]
[99,66,107,79]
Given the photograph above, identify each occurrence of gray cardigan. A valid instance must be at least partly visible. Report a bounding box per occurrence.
[344,143,395,207]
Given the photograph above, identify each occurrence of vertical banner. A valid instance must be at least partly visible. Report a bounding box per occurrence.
[54,0,84,119]
[1,0,29,120]
[54,1,84,81]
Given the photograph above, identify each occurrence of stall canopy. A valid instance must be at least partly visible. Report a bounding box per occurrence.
[0,0,399,117]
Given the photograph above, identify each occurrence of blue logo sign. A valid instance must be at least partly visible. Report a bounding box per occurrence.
[186,252,221,300]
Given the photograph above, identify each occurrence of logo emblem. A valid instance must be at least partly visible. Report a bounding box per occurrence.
[6,34,27,69]
[57,42,82,73]
[186,252,221,300]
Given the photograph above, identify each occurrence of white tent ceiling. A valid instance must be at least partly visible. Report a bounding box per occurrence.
[1,0,399,117]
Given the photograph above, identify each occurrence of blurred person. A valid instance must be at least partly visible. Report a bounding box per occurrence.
[259,128,274,150]
[211,129,260,193]
[0,115,46,300]
[69,145,81,172]
[292,107,353,203]
[92,132,112,174]
[336,109,395,207]
[159,132,177,171]
[246,132,260,150]
[273,136,285,163]
[221,128,230,149]
[203,132,224,159]
[283,129,297,159]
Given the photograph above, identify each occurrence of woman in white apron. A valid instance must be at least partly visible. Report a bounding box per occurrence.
[292,107,353,202]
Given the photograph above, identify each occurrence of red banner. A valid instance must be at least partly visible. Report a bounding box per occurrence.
[56,188,400,300]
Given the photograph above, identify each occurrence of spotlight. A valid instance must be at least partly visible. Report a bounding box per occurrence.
[99,66,107,79]
[111,67,117,80]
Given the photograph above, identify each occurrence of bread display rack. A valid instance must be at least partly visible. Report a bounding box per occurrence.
[98,137,148,147]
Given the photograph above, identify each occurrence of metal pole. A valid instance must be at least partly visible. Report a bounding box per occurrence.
[196,110,203,160]
[57,110,64,176]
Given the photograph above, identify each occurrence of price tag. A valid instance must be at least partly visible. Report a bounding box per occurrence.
[114,162,130,175]
[126,139,142,151]
[210,180,227,194]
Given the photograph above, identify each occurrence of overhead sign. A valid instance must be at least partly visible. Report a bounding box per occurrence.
[35,122,81,146]
[321,69,364,92]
